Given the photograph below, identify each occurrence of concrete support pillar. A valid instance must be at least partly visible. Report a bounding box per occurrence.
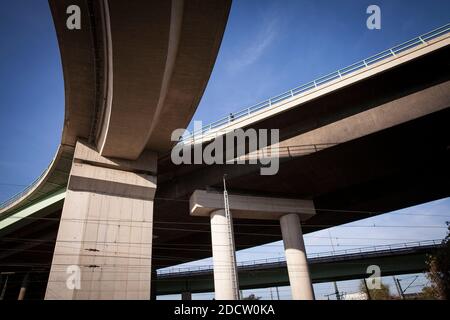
[280,214,314,300]
[0,273,11,300]
[190,190,316,300]
[210,209,239,300]
[45,141,157,300]
[17,273,30,300]
[181,291,192,300]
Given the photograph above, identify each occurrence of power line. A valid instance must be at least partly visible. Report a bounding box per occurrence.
[0,183,28,187]
[2,192,450,219]
[3,210,450,225]
[2,213,447,231]
[0,235,443,250]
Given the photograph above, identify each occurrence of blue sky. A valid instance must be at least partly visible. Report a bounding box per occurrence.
[0,0,449,299]
[192,0,450,126]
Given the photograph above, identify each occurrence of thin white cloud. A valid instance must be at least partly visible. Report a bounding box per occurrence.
[227,18,279,73]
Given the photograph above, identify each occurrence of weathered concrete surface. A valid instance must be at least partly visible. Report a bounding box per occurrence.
[48,0,231,158]
[190,190,315,221]
[144,0,233,153]
[280,214,314,300]
[48,0,98,147]
[45,141,157,300]
[97,0,232,158]
[253,80,450,158]
[190,191,315,299]
[209,209,239,300]
[189,33,450,145]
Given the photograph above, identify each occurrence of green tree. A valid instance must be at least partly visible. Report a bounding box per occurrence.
[416,286,438,300]
[360,280,393,300]
[425,222,450,300]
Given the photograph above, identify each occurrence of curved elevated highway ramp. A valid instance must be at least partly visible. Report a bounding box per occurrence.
[0,0,231,300]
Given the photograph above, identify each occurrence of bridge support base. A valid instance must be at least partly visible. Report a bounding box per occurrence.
[45,141,157,300]
[280,214,314,300]
[190,190,316,301]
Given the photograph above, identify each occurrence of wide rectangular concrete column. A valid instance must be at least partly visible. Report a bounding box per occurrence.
[190,190,316,301]
[210,209,239,300]
[45,141,157,300]
[280,214,314,300]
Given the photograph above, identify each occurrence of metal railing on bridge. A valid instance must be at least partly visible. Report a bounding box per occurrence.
[0,161,54,211]
[180,23,450,144]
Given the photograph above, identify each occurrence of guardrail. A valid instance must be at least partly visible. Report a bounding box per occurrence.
[0,161,53,211]
[157,239,442,276]
[180,23,450,144]
[0,145,73,211]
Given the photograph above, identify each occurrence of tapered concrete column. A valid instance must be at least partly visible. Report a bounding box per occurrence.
[280,214,314,300]
[45,141,157,300]
[210,209,239,300]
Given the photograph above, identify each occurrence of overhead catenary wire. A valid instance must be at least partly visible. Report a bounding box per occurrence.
[0,238,442,272]
[0,235,444,252]
[1,212,448,231]
[2,202,450,224]
[1,235,436,244]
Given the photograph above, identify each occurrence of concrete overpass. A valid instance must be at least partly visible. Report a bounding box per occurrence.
[0,0,231,300]
[155,240,442,296]
[0,19,449,300]
[153,24,450,269]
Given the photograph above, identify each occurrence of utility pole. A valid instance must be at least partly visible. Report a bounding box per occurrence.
[393,277,405,300]
[333,282,341,300]
[223,175,240,300]
[397,276,419,300]
[328,230,341,300]
[275,286,280,300]
[363,279,372,300]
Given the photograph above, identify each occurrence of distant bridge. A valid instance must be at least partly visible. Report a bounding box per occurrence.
[155,240,442,295]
